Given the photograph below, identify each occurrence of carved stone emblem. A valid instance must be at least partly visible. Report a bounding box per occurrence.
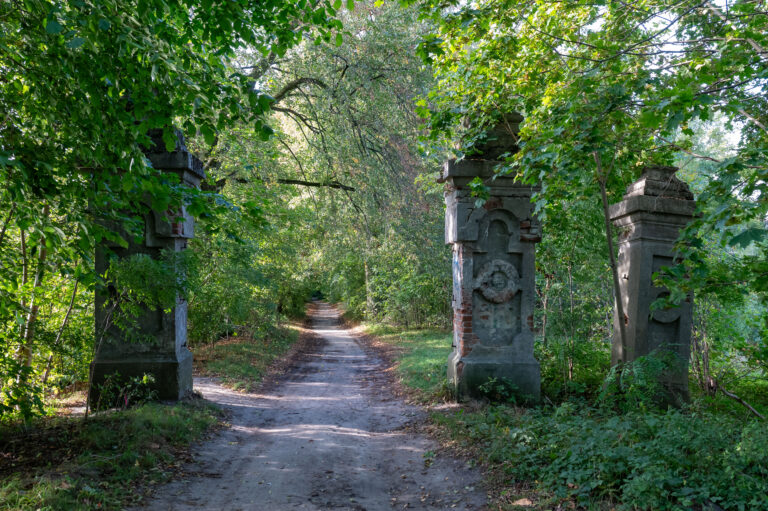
[474,260,520,303]
[650,291,682,323]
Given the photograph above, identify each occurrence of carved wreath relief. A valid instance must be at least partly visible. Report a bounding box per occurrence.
[473,259,521,346]
[474,260,520,303]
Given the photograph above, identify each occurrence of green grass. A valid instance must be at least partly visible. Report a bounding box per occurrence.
[363,323,452,400]
[194,323,300,392]
[0,399,221,510]
[366,322,768,511]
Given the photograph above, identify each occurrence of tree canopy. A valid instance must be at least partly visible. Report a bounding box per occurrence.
[1,0,766,442]
[416,0,768,295]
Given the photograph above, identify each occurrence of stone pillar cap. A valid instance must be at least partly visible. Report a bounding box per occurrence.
[441,112,524,184]
[623,165,693,201]
[439,158,505,182]
[463,112,523,161]
[609,166,696,221]
[144,129,206,179]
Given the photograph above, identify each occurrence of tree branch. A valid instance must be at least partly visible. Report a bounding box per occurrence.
[276,178,355,191]
[272,77,327,104]
[272,106,322,133]
[718,383,765,420]
[201,175,355,192]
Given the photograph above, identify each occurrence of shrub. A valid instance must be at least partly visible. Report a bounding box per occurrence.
[93,372,158,411]
[433,404,768,510]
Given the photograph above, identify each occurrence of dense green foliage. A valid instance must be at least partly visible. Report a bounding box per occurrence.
[215,2,451,327]
[3,0,767,507]
[0,0,344,419]
[435,405,768,511]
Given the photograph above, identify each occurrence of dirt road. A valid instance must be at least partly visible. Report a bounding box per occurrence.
[137,302,486,511]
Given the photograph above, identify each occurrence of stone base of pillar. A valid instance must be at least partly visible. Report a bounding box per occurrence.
[89,349,193,403]
[659,380,689,408]
[447,348,541,403]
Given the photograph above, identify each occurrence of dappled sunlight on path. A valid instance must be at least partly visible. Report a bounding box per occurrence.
[134,302,486,511]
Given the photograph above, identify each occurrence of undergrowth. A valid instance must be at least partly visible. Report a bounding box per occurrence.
[367,324,768,511]
[435,404,768,510]
[193,323,300,392]
[0,399,221,510]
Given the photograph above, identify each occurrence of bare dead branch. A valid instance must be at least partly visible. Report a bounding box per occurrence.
[718,383,766,420]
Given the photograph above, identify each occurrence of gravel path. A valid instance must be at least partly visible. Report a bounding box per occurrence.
[136,302,486,510]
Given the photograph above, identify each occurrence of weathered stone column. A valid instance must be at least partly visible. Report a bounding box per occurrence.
[92,131,204,401]
[609,166,696,405]
[442,115,541,401]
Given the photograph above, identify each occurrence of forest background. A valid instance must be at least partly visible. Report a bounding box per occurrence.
[1,0,767,508]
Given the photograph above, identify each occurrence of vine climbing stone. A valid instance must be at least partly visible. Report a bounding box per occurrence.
[441,114,541,402]
[91,130,204,401]
[609,165,696,406]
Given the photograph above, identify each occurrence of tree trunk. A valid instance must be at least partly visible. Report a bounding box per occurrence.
[0,203,16,248]
[567,263,575,382]
[364,260,374,320]
[18,205,50,376]
[595,152,628,363]
[43,279,79,385]
[540,274,552,346]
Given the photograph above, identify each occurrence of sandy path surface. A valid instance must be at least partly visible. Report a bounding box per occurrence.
[136,302,487,511]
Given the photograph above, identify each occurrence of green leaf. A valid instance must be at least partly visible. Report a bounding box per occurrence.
[728,227,765,248]
[666,112,685,132]
[257,94,274,110]
[122,177,134,193]
[258,124,274,141]
[45,19,63,34]
[335,33,343,47]
[638,109,662,129]
[201,125,216,146]
[66,37,85,49]
[162,128,177,152]
[98,19,111,31]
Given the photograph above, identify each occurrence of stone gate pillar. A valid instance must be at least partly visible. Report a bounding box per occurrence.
[92,130,204,401]
[609,166,696,405]
[442,115,541,401]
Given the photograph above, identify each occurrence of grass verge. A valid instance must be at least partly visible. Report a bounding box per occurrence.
[193,322,302,392]
[0,398,221,510]
[367,324,768,511]
[362,323,452,401]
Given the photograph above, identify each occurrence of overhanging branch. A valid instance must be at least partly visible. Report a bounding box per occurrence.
[276,178,355,191]
[273,77,328,104]
[201,176,355,192]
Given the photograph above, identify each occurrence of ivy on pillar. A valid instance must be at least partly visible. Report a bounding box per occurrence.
[442,114,541,402]
[91,130,204,401]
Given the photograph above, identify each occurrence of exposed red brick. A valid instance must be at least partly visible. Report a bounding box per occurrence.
[483,197,502,210]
